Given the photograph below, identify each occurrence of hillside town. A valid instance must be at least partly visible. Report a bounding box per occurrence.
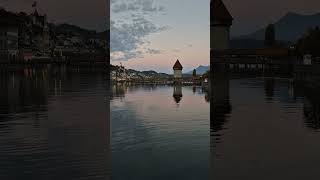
[0,5,107,64]
[111,60,210,86]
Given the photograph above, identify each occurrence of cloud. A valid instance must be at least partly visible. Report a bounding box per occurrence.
[110,51,125,60]
[145,48,163,54]
[158,6,165,12]
[110,0,169,61]
[172,49,181,53]
[110,16,168,61]
[111,0,165,14]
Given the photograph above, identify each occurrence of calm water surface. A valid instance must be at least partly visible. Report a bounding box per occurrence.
[1,68,320,180]
[111,84,210,180]
[0,67,109,180]
[211,75,320,180]
[112,75,320,180]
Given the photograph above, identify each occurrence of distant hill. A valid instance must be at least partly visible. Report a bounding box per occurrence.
[98,30,109,41]
[141,70,159,76]
[235,12,320,42]
[186,65,209,75]
[110,65,170,79]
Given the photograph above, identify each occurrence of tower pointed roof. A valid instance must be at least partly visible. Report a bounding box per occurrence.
[33,9,39,16]
[173,59,183,70]
[211,0,233,26]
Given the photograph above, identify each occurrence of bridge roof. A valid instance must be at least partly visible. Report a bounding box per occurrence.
[211,0,233,26]
[212,48,292,57]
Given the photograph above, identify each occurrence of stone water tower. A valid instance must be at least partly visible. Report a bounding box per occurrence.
[211,0,233,50]
[173,59,183,79]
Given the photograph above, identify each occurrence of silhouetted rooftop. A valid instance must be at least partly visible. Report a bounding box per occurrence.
[0,9,22,26]
[211,0,233,26]
[173,59,183,70]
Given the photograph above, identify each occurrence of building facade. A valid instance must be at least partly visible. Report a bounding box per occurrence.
[0,8,51,62]
[211,0,233,50]
[30,10,50,53]
[0,9,20,62]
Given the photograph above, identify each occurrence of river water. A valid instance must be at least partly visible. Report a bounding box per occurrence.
[1,67,320,180]
[111,75,320,180]
[111,84,210,179]
[211,74,320,180]
[0,67,109,180]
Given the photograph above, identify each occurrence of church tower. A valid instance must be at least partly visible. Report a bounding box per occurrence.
[211,0,233,50]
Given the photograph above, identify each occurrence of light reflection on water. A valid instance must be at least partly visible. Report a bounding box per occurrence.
[111,84,210,180]
[2,66,320,179]
[0,67,109,180]
[111,74,320,180]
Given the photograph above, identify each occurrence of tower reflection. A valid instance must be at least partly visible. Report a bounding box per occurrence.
[173,85,183,104]
[210,73,232,139]
[210,72,232,178]
[264,78,275,101]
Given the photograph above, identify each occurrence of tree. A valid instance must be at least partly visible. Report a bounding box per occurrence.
[202,70,210,79]
[192,69,197,77]
[264,23,276,47]
[296,26,320,56]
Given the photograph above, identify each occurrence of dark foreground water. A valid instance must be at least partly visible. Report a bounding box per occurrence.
[0,67,109,180]
[211,75,320,180]
[2,68,320,180]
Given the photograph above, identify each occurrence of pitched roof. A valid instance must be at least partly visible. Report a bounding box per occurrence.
[173,94,182,103]
[211,0,233,26]
[33,9,39,16]
[173,59,183,70]
[0,9,22,26]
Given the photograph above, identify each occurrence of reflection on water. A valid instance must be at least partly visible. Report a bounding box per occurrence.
[303,98,320,129]
[211,74,320,180]
[296,84,320,131]
[111,83,210,180]
[264,78,275,101]
[4,66,320,179]
[0,67,109,180]
[211,73,231,137]
[173,85,183,104]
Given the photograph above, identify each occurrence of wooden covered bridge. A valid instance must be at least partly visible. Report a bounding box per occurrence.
[211,48,298,74]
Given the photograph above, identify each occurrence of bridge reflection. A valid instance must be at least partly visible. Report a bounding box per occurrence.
[294,83,320,130]
[210,73,232,136]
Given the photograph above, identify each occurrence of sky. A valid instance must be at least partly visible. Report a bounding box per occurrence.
[2,0,320,72]
[0,0,108,31]
[224,0,320,37]
[110,0,210,74]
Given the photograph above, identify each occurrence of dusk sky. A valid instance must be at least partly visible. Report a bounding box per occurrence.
[224,0,320,37]
[111,0,210,74]
[2,0,320,73]
[111,0,320,73]
[1,0,319,37]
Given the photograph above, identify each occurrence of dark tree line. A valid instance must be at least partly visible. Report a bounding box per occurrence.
[192,69,197,77]
[295,26,320,56]
[264,23,288,48]
[264,23,276,47]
